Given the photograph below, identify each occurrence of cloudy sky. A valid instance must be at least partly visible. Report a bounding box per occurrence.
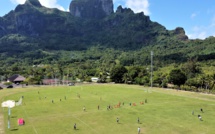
[0,0,215,39]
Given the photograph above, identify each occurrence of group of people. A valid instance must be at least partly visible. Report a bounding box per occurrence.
[116,117,141,124]
[116,117,141,133]
[73,118,142,133]
[192,108,204,121]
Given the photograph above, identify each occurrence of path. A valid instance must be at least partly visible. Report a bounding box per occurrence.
[0,113,4,134]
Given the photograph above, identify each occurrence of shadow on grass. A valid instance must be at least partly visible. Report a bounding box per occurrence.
[10,128,18,131]
[11,116,17,118]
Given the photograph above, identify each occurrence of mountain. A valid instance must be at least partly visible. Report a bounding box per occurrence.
[70,0,113,19]
[0,0,214,64]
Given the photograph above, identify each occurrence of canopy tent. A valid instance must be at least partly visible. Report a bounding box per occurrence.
[1,100,15,108]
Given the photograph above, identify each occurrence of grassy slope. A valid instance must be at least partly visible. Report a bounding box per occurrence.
[1,84,215,134]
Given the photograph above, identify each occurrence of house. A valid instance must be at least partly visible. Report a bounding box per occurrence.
[42,79,60,85]
[7,74,26,84]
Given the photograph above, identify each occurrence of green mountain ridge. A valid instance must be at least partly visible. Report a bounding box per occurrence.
[0,0,215,92]
[0,0,214,65]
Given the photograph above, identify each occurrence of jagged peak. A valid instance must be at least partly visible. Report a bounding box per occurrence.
[25,0,42,7]
[116,6,134,14]
[70,0,113,19]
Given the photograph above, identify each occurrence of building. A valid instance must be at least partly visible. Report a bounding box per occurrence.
[7,74,26,84]
[42,79,60,85]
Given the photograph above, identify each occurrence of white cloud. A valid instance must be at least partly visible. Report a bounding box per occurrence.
[187,25,208,39]
[188,15,215,39]
[10,0,25,4]
[188,31,207,39]
[188,24,215,39]
[191,13,197,19]
[39,0,65,11]
[210,15,215,27]
[125,0,150,15]
[10,0,66,11]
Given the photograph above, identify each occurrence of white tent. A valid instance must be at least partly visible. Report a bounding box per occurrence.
[1,100,15,108]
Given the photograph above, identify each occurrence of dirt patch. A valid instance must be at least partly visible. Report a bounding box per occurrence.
[0,113,4,134]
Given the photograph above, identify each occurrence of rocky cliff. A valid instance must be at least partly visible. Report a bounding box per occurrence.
[0,0,190,53]
[25,0,42,7]
[69,0,113,19]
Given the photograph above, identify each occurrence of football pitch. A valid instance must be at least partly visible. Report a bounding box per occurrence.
[1,84,215,134]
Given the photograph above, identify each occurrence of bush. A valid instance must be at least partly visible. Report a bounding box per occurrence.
[4,82,13,86]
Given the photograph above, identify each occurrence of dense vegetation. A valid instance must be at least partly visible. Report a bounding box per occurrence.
[0,0,214,92]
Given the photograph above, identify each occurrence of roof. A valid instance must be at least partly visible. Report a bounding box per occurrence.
[8,74,26,82]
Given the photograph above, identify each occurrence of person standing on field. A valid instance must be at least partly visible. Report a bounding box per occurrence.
[138,127,141,134]
[74,123,76,130]
[198,115,203,121]
[200,108,204,113]
[117,117,119,123]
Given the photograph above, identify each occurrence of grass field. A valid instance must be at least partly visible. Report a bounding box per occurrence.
[1,84,215,134]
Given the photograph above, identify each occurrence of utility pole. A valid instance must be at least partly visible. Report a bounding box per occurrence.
[151,51,153,88]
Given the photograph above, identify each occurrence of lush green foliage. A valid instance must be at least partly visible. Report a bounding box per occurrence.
[168,68,187,87]
[0,1,215,93]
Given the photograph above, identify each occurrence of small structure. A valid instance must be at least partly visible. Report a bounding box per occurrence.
[18,118,25,125]
[91,77,99,82]
[42,79,60,85]
[7,74,26,84]
[1,100,15,108]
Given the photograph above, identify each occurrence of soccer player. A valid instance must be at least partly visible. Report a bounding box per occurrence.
[117,118,119,123]
[138,127,141,134]
[74,123,76,130]
[198,115,203,121]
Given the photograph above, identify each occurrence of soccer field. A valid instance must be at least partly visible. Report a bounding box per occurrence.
[1,84,215,134]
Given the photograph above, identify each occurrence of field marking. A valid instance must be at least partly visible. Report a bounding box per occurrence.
[51,92,100,134]
[21,106,38,134]
[71,115,99,134]
[0,97,5,134]
[0,113,4,134]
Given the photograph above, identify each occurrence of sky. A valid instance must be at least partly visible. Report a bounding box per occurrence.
[0,0,215,39]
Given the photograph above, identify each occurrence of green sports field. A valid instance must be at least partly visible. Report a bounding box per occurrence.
[1,84,215,134]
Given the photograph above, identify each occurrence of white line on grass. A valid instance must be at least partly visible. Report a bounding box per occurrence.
[72,115,100,134]
[0,114,4,134]
[21,106,38,134]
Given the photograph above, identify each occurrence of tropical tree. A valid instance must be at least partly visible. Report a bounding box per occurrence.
[168,68,187,89]
[110,65,127,83]
[181,57,201,79]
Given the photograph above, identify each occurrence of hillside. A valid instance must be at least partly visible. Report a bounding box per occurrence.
[0,0,215,92]
[0,0,191,52]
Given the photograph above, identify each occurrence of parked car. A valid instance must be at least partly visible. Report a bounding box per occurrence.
[7,85,13,88]
[68,83,75,86]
